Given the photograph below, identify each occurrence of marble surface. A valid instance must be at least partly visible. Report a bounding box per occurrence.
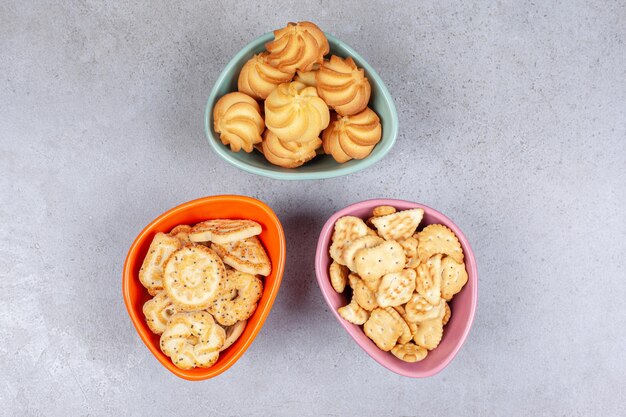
[1,1,625,416]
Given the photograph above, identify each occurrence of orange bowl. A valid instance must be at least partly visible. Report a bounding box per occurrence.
[122,195,286,380]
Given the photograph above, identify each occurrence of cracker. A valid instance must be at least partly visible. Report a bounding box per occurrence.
[442,302,451,326]
[349,273,379,311]
[329,261,349,293]
[376,269,416,307]
[208,270,263,326]
[220,320,247,352]
[370,208,424,241]
[391,342,428,363]
[353,240,406,282]
[440,256,469,301]
[399,237,420,269]
[142,290,178,335]
[372,205,396,217]
[159,311,225,370]
[363,308,403,351]
[341,235,384,271]
[338,298,370,325]
[394,305,418,337]
[416,224,464,264]
[384,306,412,344]
[415,254,442,305]
[413,316,444,351]
[211,236,271,276]
[190,219,262,244]
[405,294,445,323]
[329,216,369,265]
[163,245,225,311]
[139,232,182,296]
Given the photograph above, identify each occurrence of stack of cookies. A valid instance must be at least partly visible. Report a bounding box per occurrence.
[212,21,383,168]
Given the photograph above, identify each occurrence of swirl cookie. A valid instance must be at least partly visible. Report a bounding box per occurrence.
[213,92,264,152]
[238,52,294,100]
[322,108,382,163]
[265,81,330,143]
[265,21,329,72]
[210,235,271,276]
[317,55,371,116]
[139,232,182,296]
[260,129,321,168]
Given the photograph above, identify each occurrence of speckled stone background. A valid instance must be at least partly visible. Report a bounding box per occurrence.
[1,1,625,416]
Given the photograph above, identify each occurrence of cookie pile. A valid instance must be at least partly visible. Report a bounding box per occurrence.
[328,206,469,362]
[139,220,271,370]
[212,21,382,168]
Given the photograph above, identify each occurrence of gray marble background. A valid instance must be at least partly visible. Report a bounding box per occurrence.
[1,1,625,416]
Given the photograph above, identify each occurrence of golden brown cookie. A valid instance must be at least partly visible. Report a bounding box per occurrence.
[210,236,271,276]
[316,55,371,116]
[265,21,329,72]
[208,270,263,327]
[260,129,321,168]
[142,290,178,335]
[238,52,294,100]
[139,232,182,296]
[190,219,262,244]
[322,109,382,163]
[213,92,264,152]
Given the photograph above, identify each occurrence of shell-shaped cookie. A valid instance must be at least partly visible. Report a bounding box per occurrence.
[160,311,225,370]
[163,245,225,311]
[265,21,329,72]
[316,55,371,115]
[238,52,294,100]
[265,81,330,143]
[260,129,321,168]
[213,92,264,152]
[322,108,382,163]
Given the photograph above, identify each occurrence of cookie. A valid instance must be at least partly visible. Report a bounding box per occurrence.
[213,92,264,153]
[261,129,321,168]
[322,109,381,162]
[442,302,451,326]
[416,224,464,264]
[169,225,192,244]
[163,245,225,311]
[341,235,384,271]
[363,308,403,352]
[415,254,442,305]
[398,237,420,269]
[142,290,177,335]
[208,270,263,327]
[391,342,428,363]
[440,256,469,301]
[405,294,445,323]
[220,320,247,352]
[349,273,379,311]
[238,52,294,100]
[190,219,262,245]
[338,298,370,325]
[160,311,225,370]
[329,261,349,293]
[384,306,412,344]
[265,21,329,72]
[353,240,406,282]
[316,55,371,116]
[376,269,416,308]
[372,205,396,217]
[371,208,424,241]
[139,232,182,296]
[211,236,271,276]
[329,216,369,265]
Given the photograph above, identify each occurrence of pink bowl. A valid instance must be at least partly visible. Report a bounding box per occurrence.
[315,198,478,377]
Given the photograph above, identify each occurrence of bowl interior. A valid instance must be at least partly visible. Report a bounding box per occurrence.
[204,32,398,180]
[315,199,477,377]
[123,195,286,380]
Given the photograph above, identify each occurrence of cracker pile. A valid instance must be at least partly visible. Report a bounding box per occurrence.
[329,206,469,362]
[139,219,271,370]
[213,21,382,168]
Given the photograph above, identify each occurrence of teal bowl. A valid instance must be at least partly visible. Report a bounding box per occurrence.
[204,32,398,180]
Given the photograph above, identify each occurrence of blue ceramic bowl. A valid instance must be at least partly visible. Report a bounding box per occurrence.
[205,32,398,180]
